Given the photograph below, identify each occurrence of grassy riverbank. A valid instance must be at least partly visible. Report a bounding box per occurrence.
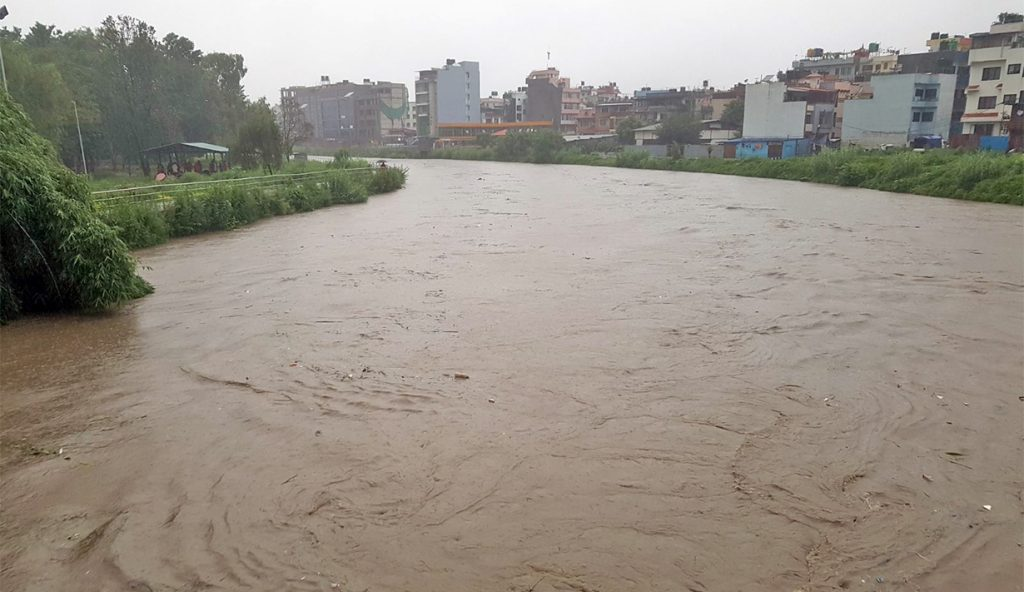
[352,138,1023,205]
[95,162,406,250]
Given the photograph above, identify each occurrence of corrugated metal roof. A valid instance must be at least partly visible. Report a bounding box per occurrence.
[181,142,229,153]
[142,142,229,154]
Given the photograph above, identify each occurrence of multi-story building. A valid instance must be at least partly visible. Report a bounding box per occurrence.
[899,39,971,136]
[961,19,1024,137]
[504,88,528,122]
[632,87,697,123]
[580,81,623,106]
[575,105,598,133]
[560,82,582,134]
[926,32,972,53]
[525,72,563,130]
[742,81,836,144]
[842,73,957,147]
[793,48,864,81]
[280,77,410,146]
[858,52,900,79]
[415,59,481,138]
[595,101,635,133]
[699,85,745,120]
[481,92,505,124]
[522,68,583,134]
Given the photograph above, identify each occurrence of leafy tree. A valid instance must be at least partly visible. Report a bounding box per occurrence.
[996,12,1023,24]
[721,99,744,132]
[657,114,702,145]
[279,95,313,157]
[616,116,642,144]
[97,15,162,174]
[1,41,73,144]
[233,100,282,170]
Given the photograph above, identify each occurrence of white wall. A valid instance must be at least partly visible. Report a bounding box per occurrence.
[742,82,807,138]
[842,74,956,147]
[436,61,481,124]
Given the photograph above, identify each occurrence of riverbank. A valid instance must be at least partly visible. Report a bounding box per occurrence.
[96,161,407,250]
[348,143,1023,205]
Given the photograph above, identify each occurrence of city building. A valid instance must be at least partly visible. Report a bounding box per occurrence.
[700,85,744,120]
[926,32,972,53]
[576,105,598,134]
[525,68,564,130]
[561,81,582,134]
[595,102,635,133]
[481,92,505,124]
[961,19,1024,138]
[858,53,900,79]
[632,87,697,123]
[742,81,836,145]
[898,40,971,136]
[792,48,864,81]
[280,77,410,146]
[580,81,623,106]
[504,88,528,122]
[415,59,481,138]
[842,73,957,147]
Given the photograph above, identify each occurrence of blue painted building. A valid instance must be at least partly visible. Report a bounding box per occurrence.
[723,137,813,159]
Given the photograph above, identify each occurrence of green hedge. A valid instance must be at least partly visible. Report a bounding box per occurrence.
[99,166,406,250]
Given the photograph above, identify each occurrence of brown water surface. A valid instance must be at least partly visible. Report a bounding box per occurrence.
[2,161,1022,591]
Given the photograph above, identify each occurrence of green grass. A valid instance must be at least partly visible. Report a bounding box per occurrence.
[354,138,1023,205]
[97,164,407,250]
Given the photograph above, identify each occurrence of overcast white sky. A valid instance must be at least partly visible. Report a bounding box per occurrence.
[2,1,1015,101]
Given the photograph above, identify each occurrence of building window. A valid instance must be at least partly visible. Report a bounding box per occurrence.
[978,96,997,109]
[974,123,994,135]
[1008,63,1022,75]
[981,66,1001,81]
[1004,94,1017,105]
[920,111,934,122]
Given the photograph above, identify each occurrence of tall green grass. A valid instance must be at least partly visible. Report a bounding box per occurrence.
[98,166,407,250]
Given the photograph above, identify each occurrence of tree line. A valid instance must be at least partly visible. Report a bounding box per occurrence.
[1,15,285,175]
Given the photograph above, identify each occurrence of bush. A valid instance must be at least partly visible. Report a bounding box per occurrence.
[97,161,408,254]
[100,204,170,249]
[0,92,151,321]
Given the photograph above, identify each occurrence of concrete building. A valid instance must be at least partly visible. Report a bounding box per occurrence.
[926,32,972,53]
[842,73,957,147]
[504,88,528,122]
[793,49,864,81]
[859,53,900,79]
[481,92,505,124]
[415,59,481,138]
[961,20,1024,137]
[898,46,971,136]
[742,81,836,144]
[525,68,564,130]
[281,78,410,146]
[632,87,697,123]
[595,102,635,133]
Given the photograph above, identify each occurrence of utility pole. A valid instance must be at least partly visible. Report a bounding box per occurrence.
[73,100,88,176]
[0,5,9,93]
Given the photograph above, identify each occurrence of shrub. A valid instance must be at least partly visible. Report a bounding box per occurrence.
[0,92,151,321]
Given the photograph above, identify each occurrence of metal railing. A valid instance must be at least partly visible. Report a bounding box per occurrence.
[90,167,376,208]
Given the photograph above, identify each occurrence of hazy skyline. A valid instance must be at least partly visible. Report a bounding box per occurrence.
[3,1,1016,102]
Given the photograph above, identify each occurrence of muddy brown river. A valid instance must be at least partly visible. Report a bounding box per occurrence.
[2,160,1022,592]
